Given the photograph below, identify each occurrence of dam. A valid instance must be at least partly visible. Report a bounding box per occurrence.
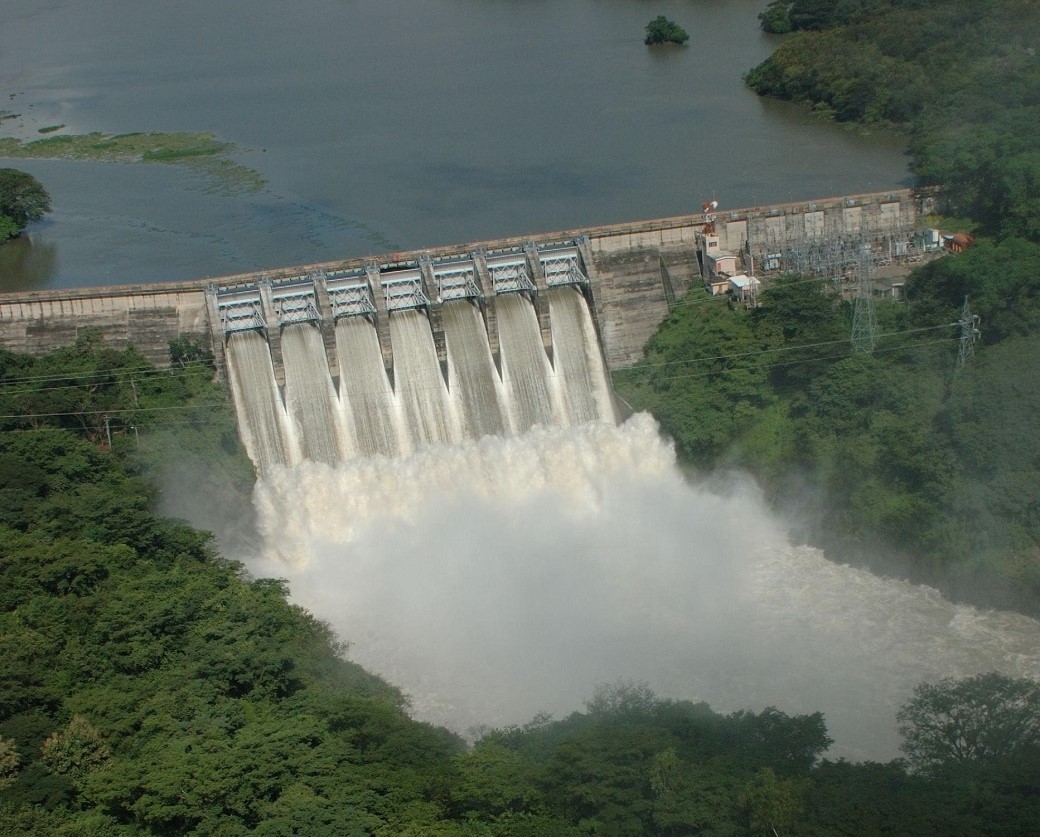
[0,188,927,382]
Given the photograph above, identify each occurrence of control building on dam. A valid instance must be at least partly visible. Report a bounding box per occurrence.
[0,189,927,381]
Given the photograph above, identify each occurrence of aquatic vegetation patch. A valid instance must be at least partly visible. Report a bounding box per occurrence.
[0,131,266,194]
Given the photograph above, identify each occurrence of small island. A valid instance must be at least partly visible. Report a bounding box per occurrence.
[645,15,689,46]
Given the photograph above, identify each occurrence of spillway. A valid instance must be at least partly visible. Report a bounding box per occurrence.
[225,330,299,470]
[225,287,613,470]
[390,309,461,452]
[548,287,616,425]
[335,316,400,458]
[280,324,347,465]
[442,301,508,440]
[224,285,1040,762]
[496,294,562,433]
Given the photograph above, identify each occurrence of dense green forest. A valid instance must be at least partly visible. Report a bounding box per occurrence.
[746,0,1040,240]
[1,339,1037,833]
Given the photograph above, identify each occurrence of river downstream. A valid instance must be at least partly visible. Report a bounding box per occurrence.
[1,0,909,290]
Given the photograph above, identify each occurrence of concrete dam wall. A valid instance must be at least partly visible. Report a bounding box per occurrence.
[0,189,925,375]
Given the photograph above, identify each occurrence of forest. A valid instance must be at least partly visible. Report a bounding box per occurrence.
[745,0,1040,240]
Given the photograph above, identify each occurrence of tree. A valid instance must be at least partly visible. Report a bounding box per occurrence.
[739,767,806,836]
[758,1,793,33]
[0,214,18,241]
[614,299,771,467]
[585,679,659,716]
[788,0,838,31]
[40,716,111,779]
[169,334,214,368]
[897,673,1040,775]
[0,168,51,240]
[0,737,20,789]
[645,16,689,46]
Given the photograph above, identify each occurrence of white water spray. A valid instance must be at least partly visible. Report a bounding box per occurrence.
[249,416,1040,761]
[226,293,1040,761]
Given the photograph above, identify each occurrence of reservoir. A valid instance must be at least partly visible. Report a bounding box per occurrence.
[1,0,909,291]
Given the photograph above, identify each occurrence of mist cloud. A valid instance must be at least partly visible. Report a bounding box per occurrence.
[244,414,1040,761]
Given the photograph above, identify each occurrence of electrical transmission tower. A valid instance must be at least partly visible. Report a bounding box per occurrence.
[850,246,878,353]
[956,296,981,370]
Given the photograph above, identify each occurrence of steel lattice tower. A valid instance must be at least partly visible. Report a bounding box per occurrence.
[850,247,877,354]
[956,296,981,370]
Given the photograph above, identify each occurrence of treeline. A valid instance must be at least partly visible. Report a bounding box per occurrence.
[614,238,1040,615]
[2,338,1037,833]
[746,0,1040,241]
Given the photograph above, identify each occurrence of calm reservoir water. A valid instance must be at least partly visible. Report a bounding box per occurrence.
[0,0,909,290]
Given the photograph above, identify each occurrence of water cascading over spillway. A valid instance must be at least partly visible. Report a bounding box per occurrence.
[441,301,508,439]
[495,293,562,433]
[280,324,348,465]
[225,330,299,469]
[390,309,462,451]
[225,288,613,471]
[226,287,1040,761]
[548,287,616,425]
[335,316,401,458]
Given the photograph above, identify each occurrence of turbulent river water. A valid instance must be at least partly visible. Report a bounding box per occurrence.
[246,415,1040,762]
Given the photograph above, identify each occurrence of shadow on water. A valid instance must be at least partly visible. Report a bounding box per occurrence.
[0,234,57,291]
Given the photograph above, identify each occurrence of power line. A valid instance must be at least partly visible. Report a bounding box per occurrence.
[0,403,229,421]
[634,338,954,387]
[624,323,956,374]
[0,328,957,422]
[0,358,211,387]
[0,366,218,398]
[1,336,955,437]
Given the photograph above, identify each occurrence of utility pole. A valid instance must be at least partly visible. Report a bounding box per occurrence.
[850,245,877,354]
[956,296,981,370]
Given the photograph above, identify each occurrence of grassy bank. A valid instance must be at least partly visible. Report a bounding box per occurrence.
[0,131,266,195]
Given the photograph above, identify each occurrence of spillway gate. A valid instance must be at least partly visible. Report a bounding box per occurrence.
[208,238,603,387]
